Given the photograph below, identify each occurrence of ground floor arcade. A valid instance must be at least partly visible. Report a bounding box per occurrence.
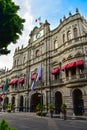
[2,86,87,116]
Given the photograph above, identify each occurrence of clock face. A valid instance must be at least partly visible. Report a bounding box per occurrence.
[33,30,44,41]
[36,33,41,39]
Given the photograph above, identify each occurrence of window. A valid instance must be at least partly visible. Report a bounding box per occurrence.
[67,30,71,40]
[71,68,76,79]
[17,59,19,66]
[65,70,69,80]
[63,34,65,43]
[14,60,16,66]
[23,57,25,63]
[54,40,58,49]
[54,75,59,80]
[36,50,40,57]
[73,28,78,38]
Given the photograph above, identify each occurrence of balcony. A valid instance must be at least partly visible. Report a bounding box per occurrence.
[50,78,63,86]
[63,73,87,86]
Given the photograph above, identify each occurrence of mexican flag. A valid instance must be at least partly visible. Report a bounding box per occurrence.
[3,79,9,92]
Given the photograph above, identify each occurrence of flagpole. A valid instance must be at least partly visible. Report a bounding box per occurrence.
[40,45,43,117]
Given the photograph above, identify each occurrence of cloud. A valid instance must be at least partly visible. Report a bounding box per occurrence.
[0,0,33,70]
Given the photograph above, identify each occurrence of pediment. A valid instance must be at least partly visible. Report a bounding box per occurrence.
[30,26,39,36]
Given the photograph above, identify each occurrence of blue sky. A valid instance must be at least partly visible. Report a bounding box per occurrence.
[0,0,87,70]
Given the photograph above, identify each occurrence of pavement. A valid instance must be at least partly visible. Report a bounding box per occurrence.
[0,111,87,130]
[51,113,87,121]
[0,111,87,121]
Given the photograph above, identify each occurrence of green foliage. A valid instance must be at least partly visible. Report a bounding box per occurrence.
[61,103,67,109]
[36,104,45,112]
[0,48,10,55]
[3,103,11,112]
[36,111,47,116]
[0,119,17,130]
[48,103,54,110]
[0,0,25,51]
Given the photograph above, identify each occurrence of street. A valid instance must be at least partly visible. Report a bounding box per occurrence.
[0,112,87,130]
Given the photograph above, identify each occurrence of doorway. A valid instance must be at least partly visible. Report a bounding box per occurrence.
[73,89,84,115]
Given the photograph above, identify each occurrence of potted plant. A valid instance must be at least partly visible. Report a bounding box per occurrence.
[61,103,67,120]
[36,104,47,117]
[6,103,11,113]
[48,103,54,118]
[12,104,16,112]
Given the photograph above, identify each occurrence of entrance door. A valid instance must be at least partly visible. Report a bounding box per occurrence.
[30,93,43,112]
[19,95,23,112]
[12,96,15,105]
[55,91,62,114]
[73,89,84,115]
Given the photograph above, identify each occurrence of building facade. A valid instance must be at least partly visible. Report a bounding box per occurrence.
[0,9,87,115]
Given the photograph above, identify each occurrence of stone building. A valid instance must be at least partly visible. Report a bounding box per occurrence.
[0,9,87,115]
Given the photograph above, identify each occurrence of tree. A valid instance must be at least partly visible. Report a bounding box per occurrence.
[0,119,17,130]
[0,0,25,55]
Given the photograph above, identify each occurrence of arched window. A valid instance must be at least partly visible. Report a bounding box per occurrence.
[67,30,71,40]
[36,50,40,57]
[23,57,25,63]
[17,59,19,66]
[63,34,65,43]
[73,28,78,38]
[14,60,16,66]
[54,40,58,49]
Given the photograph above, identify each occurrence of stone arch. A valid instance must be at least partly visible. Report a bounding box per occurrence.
[11,96,15,105]
[4,97,9,105]
[55,91,62,114]
[30,92,43,112]
[19,95,24,112]
[72,89,84,115]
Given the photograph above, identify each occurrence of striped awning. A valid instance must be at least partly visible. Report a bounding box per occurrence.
[19,78,24,84]
[9,79,18,86]
[76,60,84,66]
[31,73,37,80]
[51,67,60,75]
[67,61,76,69]
[61,64,68,71]
[0,84,4,88]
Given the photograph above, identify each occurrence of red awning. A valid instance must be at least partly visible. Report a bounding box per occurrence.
[51,67,60,75]
[31,73,37,80]
[12,79,18,84]
[8,81,13,86]
[61,64,68,71]
[67,62,76,69]
[0,84,4,88]
[76,60,84,66]
[9,79,18,85]
[19,78,24,84]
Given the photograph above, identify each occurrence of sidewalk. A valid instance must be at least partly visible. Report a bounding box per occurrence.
[49,113,87,120]
[0,111,87,121]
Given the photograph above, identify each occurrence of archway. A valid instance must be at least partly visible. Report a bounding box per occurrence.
[4,97,9,105]
[3,97,9,110]
[30,93,43,112]
[73,89,84,115]
[11,96,15,105]
[55,91,62,114]
[19,95,23,112]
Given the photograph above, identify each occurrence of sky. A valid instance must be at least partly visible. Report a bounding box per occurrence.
[0,0,87,70]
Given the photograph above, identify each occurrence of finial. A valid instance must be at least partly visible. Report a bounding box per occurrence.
[63,15,66,20]
[69,11,72,16]
[60,19,62,23]
[76,8,79,13]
